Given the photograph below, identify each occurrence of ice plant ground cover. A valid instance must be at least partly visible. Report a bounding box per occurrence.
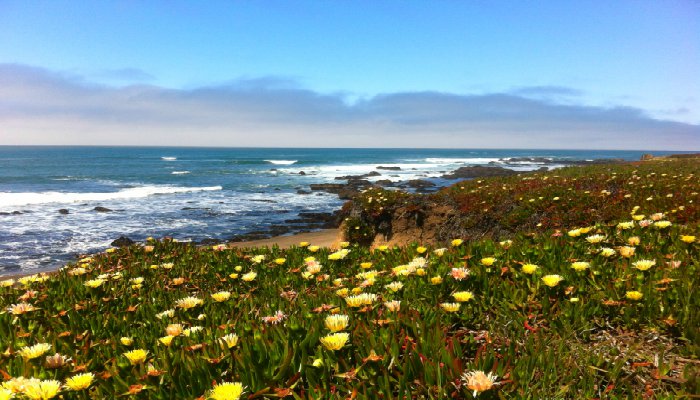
[0,160,698,398]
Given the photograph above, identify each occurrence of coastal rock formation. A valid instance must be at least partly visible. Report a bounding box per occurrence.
[377,166,401,171]
[111,236,135,247]
[94,206,113,212]
[58,209,70,215]
[442,166,518,179]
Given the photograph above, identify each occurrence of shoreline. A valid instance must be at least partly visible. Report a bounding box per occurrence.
[0,228,343,279]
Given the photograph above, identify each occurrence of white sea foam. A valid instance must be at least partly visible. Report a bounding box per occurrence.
[161,156,177,161]
[264,160,297,165]
[171,171,191,175]
[0,185,223,208]
[424,157,501,164]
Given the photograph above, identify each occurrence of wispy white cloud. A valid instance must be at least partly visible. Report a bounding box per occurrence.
[0,64,697,150]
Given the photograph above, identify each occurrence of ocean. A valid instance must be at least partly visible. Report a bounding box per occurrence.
[0,146,682,275]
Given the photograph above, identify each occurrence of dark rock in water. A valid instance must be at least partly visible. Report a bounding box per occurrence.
[58,209,70,215]
[310,183,350,191]
[250,199,277,203]
[111,236,135,247]
[403,179,436,189]
[640,154,654,161]
[199,238,223,245]
[335,171,381,180]
[298,171,306,175]
[442,166,518,179]
[270,168,277,171]
[12,211,23,215]
[94,206,113,212]
[377,166,401,171]
[375,179,394,186]
[297,190,311,195]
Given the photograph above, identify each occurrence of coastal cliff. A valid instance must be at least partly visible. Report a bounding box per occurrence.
[340,158,700,247]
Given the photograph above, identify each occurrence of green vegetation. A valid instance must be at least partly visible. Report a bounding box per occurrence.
[0,159,698,399]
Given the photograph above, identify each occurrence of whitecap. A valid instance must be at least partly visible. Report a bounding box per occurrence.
[264,160,297,165]
[0,185,223,208]
[161,156,177,161]
[171,171,191,175]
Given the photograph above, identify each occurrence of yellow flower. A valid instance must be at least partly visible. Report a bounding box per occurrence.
[339,241,350,248]
[541,275,564,287]
[452,291,474,302]
[344,293,377,307]
[681,235,696,243]
[627,236,641,246]
[159,336,174,347]
[440,302,461,312]
[570,261,590,271]
[632,259,656,271]
[18,343,52,361]
[234,265,243,272]
[632,214,645,221]
[626,291,643,301]
[22,379,61,400]
[618,246,636,258]
[64,372,94,391]
[211,291,231,302]
[433,248,447,256]
[208,382,245,400]
[328,249,350,260]
[376,245,389,251]
[430,276,443,285]
[274,258,286,265]
[0,279,15,287]
[385,281,403,293]
[175,296,203,309]
[567,228,582,237]
[324,314,349,332]
[166,323,183,336]
[299,241,310,247]
[360,262,373,269]
[172,277,185,285]
[0,388,13,400]
[586,234,605,244]
[228,273,238,279]
[451,239,463,247]
[123,349,148,365]
[335,288,349,297]
[219,333,239,349]
[308,245,320,252]
[251,255,266,264]
[654,221,672,228]
[384,300,401,312]
[83,279,105,288]
[521,264,538,274]
[130,277,144,285]
[416,268,426,276]
[416,246,427,254]
[7,302,37,315]
[120,337,133,346]
[320,332,350,351]
[461,370,498,397]
[617,221,634,230]
[241,272,257,282]
[599,247,616,257]
[499,239,513,249]
[480,257,496,266]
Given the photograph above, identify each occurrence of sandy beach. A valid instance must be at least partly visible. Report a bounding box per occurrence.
[228,228,342,249]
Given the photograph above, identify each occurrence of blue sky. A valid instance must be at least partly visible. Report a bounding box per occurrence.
[0,1,698,149]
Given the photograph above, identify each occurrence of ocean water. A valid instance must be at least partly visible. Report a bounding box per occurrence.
[0,146,682,275]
